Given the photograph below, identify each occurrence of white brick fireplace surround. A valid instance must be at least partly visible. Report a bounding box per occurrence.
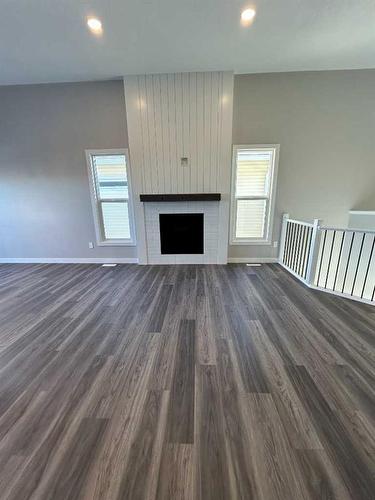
[144,201,220,264]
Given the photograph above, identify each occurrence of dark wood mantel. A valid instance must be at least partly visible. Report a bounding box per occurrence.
[140,193,221,202]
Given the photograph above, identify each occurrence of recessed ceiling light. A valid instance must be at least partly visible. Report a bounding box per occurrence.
[87,17,103,35]
[241,8,256,25]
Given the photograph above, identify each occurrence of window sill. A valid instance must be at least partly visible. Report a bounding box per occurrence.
[230,239,272,246]
[96,240,136,247]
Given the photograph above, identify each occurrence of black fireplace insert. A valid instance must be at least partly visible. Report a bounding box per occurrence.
[159,213,204,254]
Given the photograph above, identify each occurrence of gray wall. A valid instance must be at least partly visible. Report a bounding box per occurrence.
[230,69,375,260]
[1,70,375,262]
[0,80,137,260]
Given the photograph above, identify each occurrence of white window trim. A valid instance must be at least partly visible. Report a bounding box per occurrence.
[230,144,280,246]
[85,148,136,246]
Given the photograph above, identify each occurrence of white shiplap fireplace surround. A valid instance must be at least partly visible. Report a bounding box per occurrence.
[124,72,234,264]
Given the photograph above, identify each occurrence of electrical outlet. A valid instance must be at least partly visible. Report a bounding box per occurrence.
[88,242,94,249]
[273,241,278,248]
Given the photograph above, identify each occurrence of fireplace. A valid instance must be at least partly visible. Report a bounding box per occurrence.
[159,213,204,254]
[141,199,223,264]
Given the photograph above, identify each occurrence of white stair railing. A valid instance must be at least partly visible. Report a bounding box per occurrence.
[279,213,375,305]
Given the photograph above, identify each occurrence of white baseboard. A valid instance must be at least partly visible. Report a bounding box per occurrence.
[227,257,278,264]
[0,256,278,266]
[309,284,375,306]
[0,257,139,264]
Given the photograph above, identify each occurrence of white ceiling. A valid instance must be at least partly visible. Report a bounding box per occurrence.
[1,0,375,85]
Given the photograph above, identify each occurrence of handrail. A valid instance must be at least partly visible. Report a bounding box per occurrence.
[287,219,314,227]
[319,226,375,235]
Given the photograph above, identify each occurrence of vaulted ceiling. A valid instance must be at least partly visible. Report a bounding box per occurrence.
[1,0,374,85]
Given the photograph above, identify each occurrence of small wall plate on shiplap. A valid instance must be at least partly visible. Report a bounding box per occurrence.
[102,263,117,267]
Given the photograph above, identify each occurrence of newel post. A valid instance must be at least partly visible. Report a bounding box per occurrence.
[305,218,323,285]
[278,213,290,264]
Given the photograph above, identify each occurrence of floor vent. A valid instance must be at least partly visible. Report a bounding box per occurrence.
[246,263,262,267]
[102,264,117,267]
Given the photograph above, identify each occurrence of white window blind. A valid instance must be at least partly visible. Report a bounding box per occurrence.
[87,151,135,245]
[231,146,278,244]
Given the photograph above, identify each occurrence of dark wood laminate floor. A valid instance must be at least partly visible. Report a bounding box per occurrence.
[0,263,374,500]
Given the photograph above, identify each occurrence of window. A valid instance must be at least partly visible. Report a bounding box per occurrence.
[86,149,136,246]
[230,145,279,244]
